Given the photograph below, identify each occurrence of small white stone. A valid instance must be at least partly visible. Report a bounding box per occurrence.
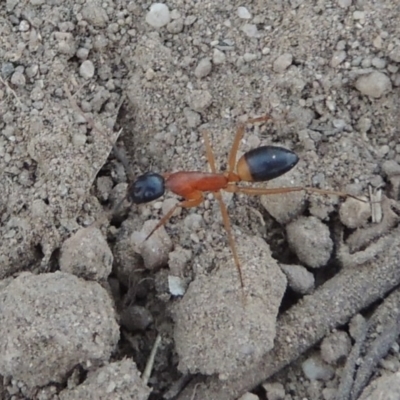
[355,71,392,98]
[237,7,251,19]
[194,58,212,78]
[213,48,226,65]
[371,57,386,69]
[330,50,346,68]
[19,20,30,32]
[145,3,170,28]
[76,47,89,59]
[302,356,335,381]
[243,53,257,63]
[273,53,293,73]
[79,60,95,79]
[241,24,258,37]
[338,0,352,8]
[168,275,187,296]
[353,11,365,21]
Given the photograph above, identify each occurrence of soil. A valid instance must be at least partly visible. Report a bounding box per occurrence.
[1,0,400,399]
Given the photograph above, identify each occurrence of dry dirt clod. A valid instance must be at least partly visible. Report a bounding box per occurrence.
[286,216,333,268]
[339,196,371,229]
[320,330,352,365]
[131,219,173,271]
[354,71,392,98]
[262,382,285,400]
[260,171,307,224]
[280,263,315,295]
[120,305,154,332]
[59,226,113,281]
[301,354,335,381]
[237,393,259,400]
[0,272,119,389]
[58,359,150,400]
[358,371,400,400]
[172,235,286,379]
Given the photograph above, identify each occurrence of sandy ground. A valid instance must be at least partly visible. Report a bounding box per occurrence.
[1,0,400,399]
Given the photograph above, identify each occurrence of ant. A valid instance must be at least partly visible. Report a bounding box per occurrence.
[127,116,358,289]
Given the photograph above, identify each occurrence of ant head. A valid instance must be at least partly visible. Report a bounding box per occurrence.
[127,172,165,204]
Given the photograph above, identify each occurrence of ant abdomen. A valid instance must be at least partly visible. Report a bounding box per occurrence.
[237,146,299,182]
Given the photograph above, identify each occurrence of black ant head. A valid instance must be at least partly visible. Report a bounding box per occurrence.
[127,172,165,204]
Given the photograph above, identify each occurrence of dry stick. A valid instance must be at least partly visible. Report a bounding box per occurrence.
[142,334,162,386]
[335,315,368,400]
[350,289,400,400]
[176,225,400,400]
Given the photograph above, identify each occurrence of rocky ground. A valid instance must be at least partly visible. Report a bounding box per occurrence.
[1,0,400,399]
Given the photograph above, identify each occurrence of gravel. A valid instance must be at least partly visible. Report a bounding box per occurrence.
[1,0,400,397]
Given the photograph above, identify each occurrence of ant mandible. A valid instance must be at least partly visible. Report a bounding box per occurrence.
[128,116,355,288]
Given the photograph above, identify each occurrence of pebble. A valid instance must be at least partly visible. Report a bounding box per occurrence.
[96,176,113,201]
[338,0,352,7]
[261,171,306,224]
[79,60,95,79]
[187,90,213,112]
[286,216,333,268]
[353,11,365,22]
[339,196,371,229]
[131,220,173,270]
[145,3,170,28]
[194,58,212,78]
[320,331,352,365]
[76,47,89,59]
[213,48,226,65]
[302,355,335,381]
[241,24,258,38]
[273,53,293,73]
[262,382,286,400]
[357,116,372,133]
[59,227,113,281]
[237,7,252,19]
[238,393,259,400]
[81,2,109,27]
[167,18,183,34]
[10,70,26,86]
[371,57,386,69]
[389,46,400,63]
[162,197,180,217]
[382,160,400,177]
[1,62,15,79]
[355,71,392,98]
[243,53,257,63]
[18,20,30,32]
[183,107,201,128]
[330,50,346,68]
[168,275,187,296]
[280,264,315,295]
[25,64,39,78]
[120,305,154,332]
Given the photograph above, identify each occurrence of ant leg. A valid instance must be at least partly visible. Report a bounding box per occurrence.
[145,193,203,241]
[202,131,245,288]
[227,115,271,176]
[227,123,245,175]
[213,190,245,288]
[202,130,217,172]
[226,184,366,202]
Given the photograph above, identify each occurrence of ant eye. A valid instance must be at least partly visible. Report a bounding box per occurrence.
[128,172,165,204]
